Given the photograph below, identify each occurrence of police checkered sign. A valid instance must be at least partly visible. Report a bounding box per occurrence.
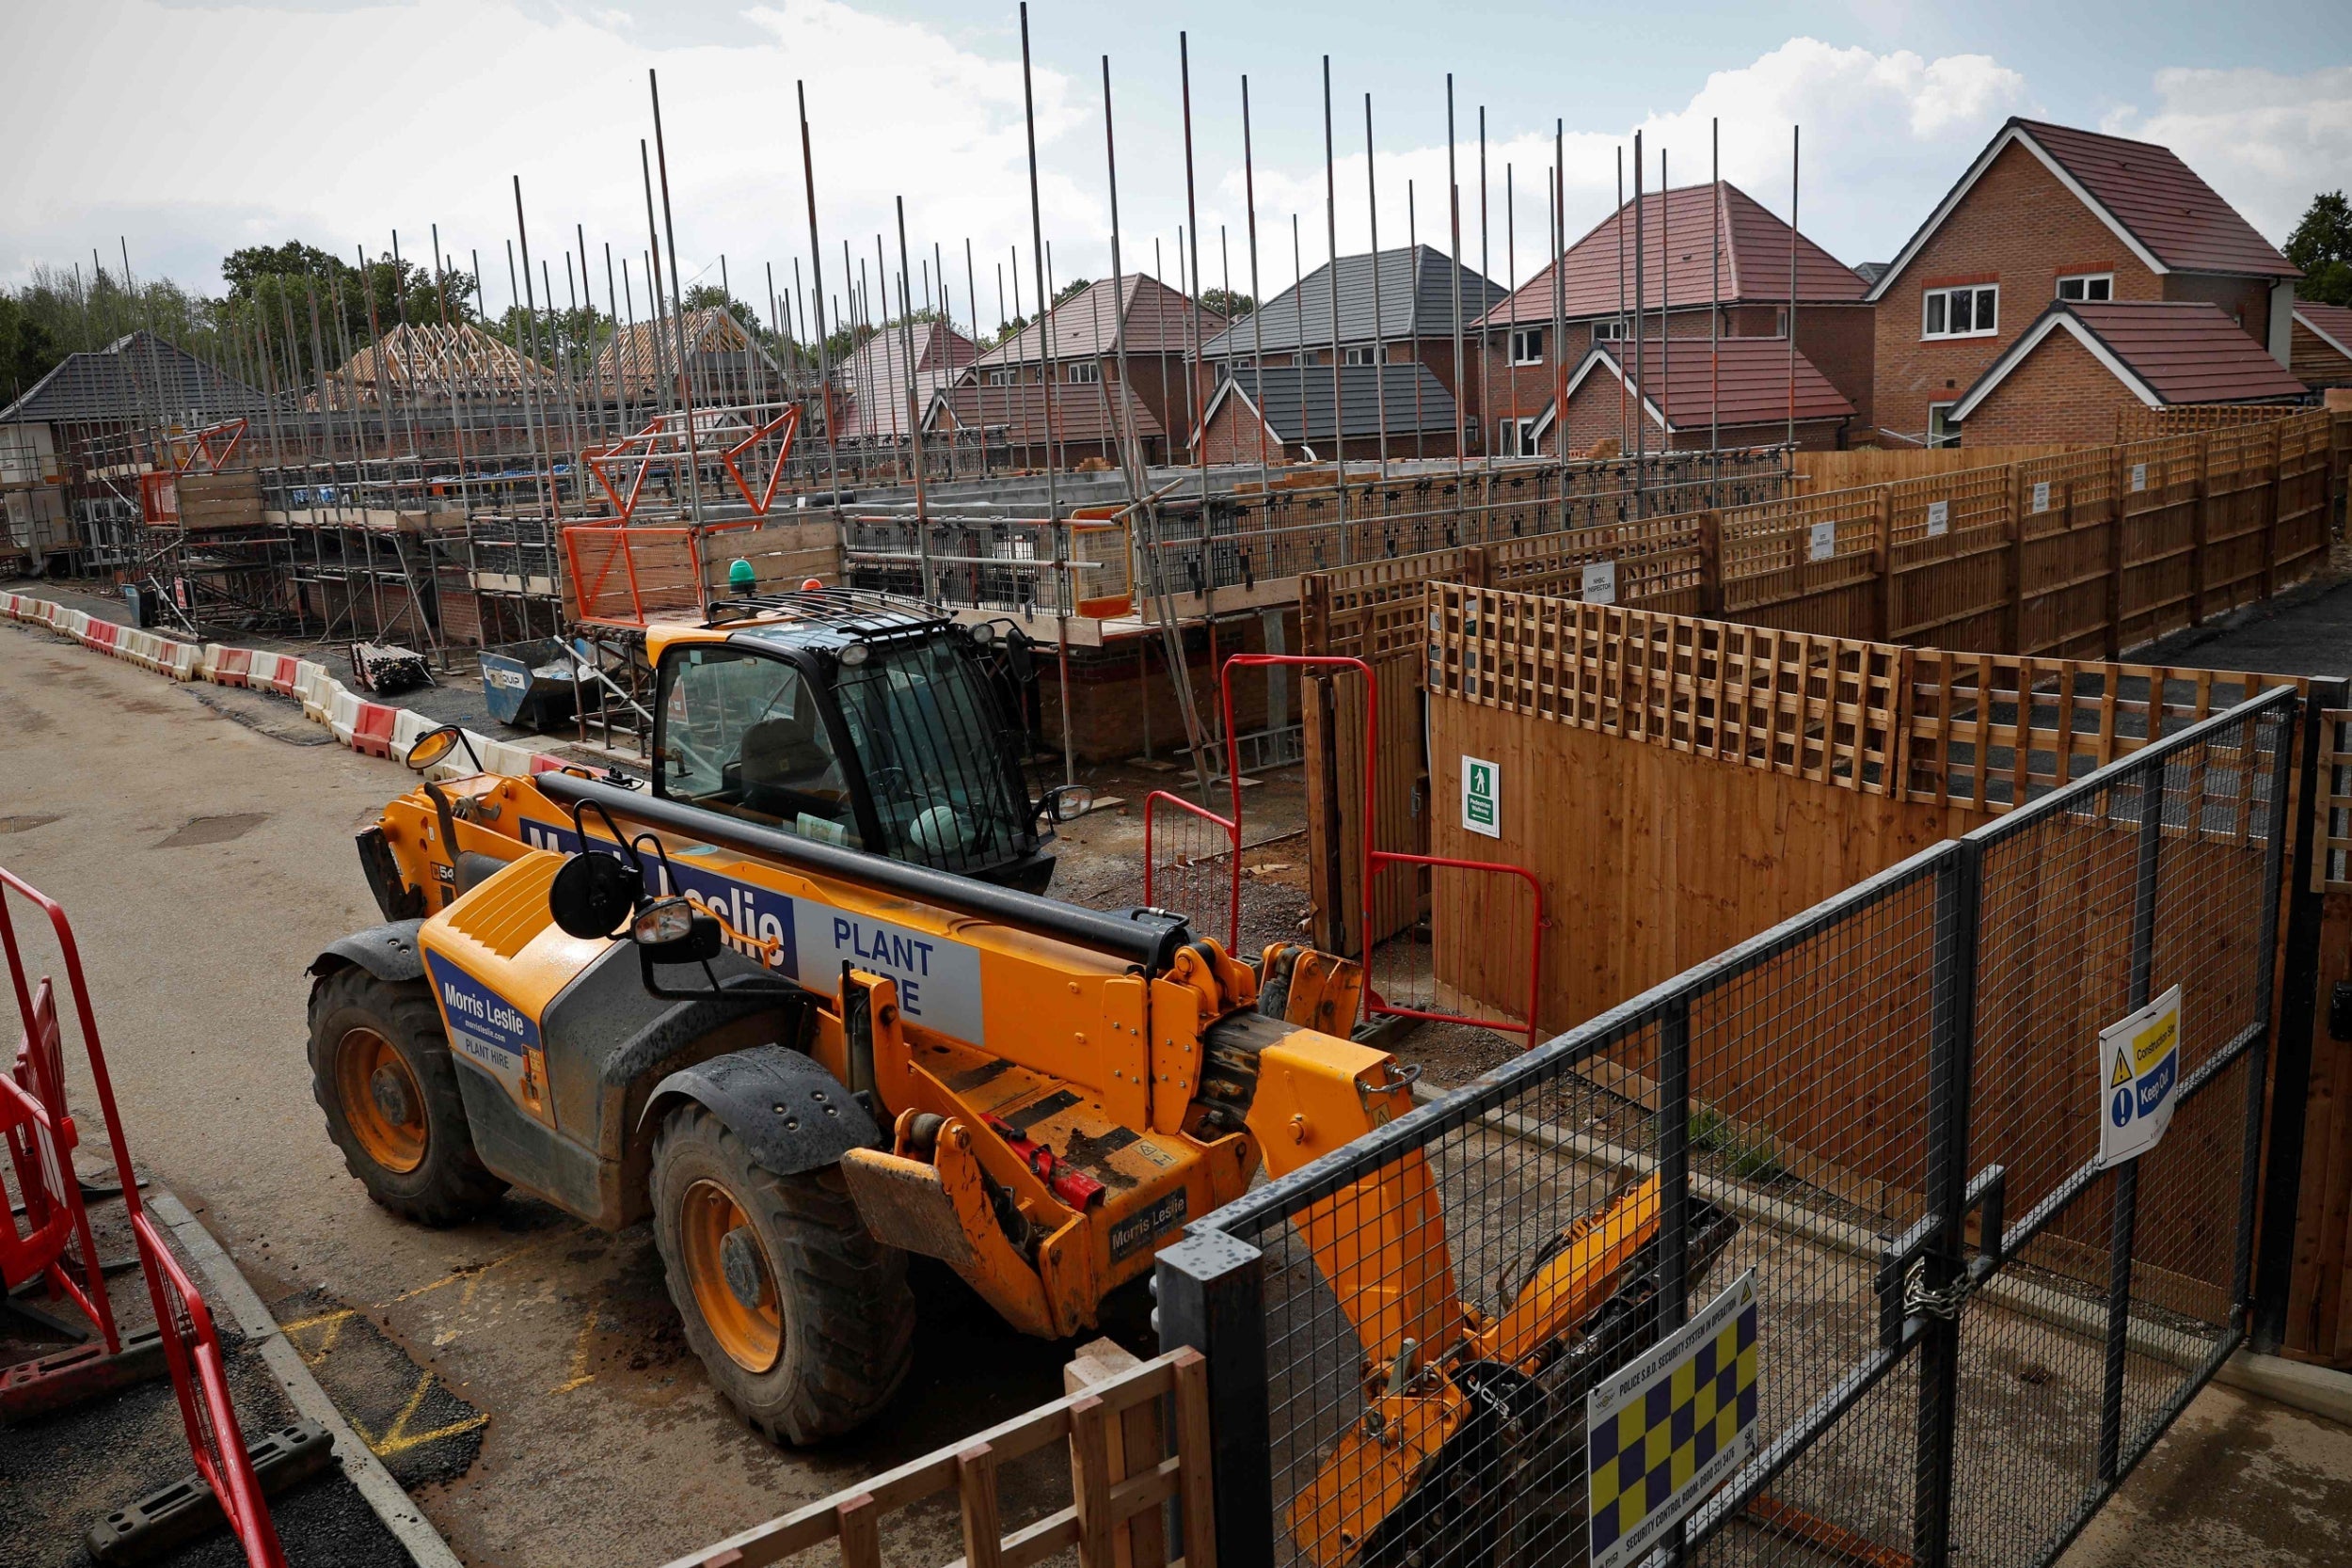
[1585,1269,1759,1568]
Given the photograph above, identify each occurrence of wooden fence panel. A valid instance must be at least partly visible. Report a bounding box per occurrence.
[2276,410,2334,586]
[1718,485,1885,636]
[2115,434,2204,648]
[2014,447,2121,658]
[1886,466,2010,650]
[2201,422,2278,617]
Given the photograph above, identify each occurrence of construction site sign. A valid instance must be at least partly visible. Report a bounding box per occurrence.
[1461,756,1501,838]
[2098,984,2182,1169]
[1581,559,1617,605]
[1585,1269,1759,1568]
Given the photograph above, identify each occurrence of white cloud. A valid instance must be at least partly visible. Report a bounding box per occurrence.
[2103,67,2352,244]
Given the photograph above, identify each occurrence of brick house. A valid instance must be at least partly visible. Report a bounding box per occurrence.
[924,377,1166,468]
[1195,362,1461,465]
[2291,302,2352,388]
[1474,181,1874,453]
[1864,118,2300,446]
[837,320,977,438]
[1948,300,2305,445]
[1196,245,1504,459]
[965,275,1226,462]
[1536,339,1854,456]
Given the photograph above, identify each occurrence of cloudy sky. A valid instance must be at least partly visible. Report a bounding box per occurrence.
[5,0,2348,330]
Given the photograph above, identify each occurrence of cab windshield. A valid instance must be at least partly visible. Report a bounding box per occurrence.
[654,635,1029,875]
[657,646,863,847]
[832,636,1027,875]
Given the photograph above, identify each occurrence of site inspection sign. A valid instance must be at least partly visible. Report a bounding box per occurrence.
[1461,755,1501,838]
[1585,1269,1758,1568]
[2097,984,2183,1169]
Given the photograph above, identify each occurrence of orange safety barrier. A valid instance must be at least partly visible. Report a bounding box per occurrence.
[3,868,289,1567]
[210,647,253,688]
[82,619,120,654]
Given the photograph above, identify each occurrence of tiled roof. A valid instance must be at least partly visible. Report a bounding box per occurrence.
[2017,119,2296,279]
[973,274,1226,367]
[1479,182,1865,329]
[2293,302,2352,362]
[1207,362,1459,443]
[1557,337,1853,432]
[1197,245,1506,358]
[926,377,1165,446]
[1867,119,2296,302]
[839,322,978,437]
[1952,300,2305,420]
[0,330,269,425]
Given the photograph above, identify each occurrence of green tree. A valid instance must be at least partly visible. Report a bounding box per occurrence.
[0,296,61,400]
[2286,191,2352,307]
[1052,277,1090,307]
[1200,287,1254,322]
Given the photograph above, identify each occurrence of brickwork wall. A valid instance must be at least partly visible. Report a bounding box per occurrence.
[1539,372,1847,455]
[1950,328,2137,445]
[1873,140,2163,439]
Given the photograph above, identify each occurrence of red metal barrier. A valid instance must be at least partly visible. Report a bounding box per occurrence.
[3,975,117,1349]
[1142,790,1240,952]
[2,868,289,1568]
[1216,656,1544,1048]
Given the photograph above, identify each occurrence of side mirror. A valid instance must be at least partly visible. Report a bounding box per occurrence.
[548,851,640,939]
[1041,783,1096,824]
[630,896,724,965]
[405,724,481,774]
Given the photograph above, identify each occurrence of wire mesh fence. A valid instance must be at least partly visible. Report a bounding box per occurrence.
[1164,686,2296,1568]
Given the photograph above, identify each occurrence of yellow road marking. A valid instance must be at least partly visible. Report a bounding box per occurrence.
[345,1370,491,1459]
[551,1307,598,1394]
[279,1307,358,1365]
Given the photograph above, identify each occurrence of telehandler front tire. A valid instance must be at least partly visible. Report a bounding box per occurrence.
[308,966,506,1226]
[650,1103,916,1445]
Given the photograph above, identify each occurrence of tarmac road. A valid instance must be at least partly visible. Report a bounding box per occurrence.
[0,616,1110,1567]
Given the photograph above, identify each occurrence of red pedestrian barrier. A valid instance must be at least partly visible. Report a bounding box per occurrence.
[210,647,253,688]
[82,620,120,654]
[351,703,398,758]
[2,869,289,1568]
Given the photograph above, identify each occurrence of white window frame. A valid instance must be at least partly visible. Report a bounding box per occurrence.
[1342,344,1377,367]
[1592,320,1626,343]
[1509,327,1546,365]
[1291,352,1313,368]
[1063,359,1101,385]
[1922,284,1999,341]
[2056,272,2113,303]
[1498,417,1539,457]
[983,367,1018,387]
[1927,402,1960,450]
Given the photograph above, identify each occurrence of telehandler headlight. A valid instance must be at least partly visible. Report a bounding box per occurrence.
[837,641,871,668]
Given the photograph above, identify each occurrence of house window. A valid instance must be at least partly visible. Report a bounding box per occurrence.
[1509,328,1546,365]
[983,367,1017,387]
[1499,418,1540,457]
[1593,320,1625,342]
[1063,360,1100,385]
[2057,273,2112,303]
[1927,403,1960,449]
[1292,352,1313,368]
[1343,344,1377,367]
[1922,284,1998,340]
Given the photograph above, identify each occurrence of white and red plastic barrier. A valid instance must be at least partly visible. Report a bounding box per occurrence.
[3,593,564,781]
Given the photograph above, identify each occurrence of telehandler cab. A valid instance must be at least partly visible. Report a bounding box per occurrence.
[306,585,1728,1559]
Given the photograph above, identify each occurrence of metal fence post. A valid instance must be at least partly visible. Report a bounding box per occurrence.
[2255,683,2342,1350]
[1156,1229,1273,1568]
[1659,993,1692,1565]
[2099,747,2169,1481]
[1914,839,1982,1568]
[2233,701,2300,1328]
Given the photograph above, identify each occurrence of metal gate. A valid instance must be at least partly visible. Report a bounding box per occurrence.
[1159,685,2299,1568]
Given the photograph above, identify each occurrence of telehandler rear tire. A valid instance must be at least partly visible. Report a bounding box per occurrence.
[650,1103,916,1445]
[308,966,507,1226]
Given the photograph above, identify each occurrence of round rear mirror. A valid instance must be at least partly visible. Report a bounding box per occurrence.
[548,851,640,940]
[405,725,462,772]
